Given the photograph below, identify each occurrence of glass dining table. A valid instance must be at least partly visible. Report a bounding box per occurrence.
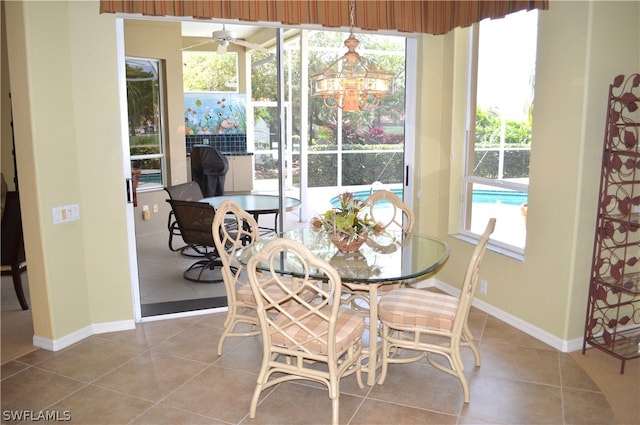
[236,227,451,385]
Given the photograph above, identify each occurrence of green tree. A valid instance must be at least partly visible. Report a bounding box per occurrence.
[305,31,406,144]
[475,107,532,147]
[126,62,158,136]
[246,30,408,186]
[182,51,238,92]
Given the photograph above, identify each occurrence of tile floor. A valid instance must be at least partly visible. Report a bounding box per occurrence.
[1,301,616,424]
[0,184,624,424]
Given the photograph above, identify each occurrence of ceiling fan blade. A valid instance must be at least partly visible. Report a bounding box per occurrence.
[216,42,228,54]
[230,38,270,53]
[180,41,211,51]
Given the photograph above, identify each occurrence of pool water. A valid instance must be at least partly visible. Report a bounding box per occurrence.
[473,190,527,205]
[331,188,527,207]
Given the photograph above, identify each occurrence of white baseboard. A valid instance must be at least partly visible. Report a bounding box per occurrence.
[424,278,582,353]
[31,281,585,355]
[32,319,136,352]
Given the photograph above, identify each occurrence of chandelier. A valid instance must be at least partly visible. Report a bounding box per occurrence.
[311,0,394,112]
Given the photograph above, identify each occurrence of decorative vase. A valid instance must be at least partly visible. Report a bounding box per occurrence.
[329,251,374,279]
[330,230,368,253]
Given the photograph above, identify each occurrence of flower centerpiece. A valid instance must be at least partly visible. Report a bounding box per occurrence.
[311,192,383,253]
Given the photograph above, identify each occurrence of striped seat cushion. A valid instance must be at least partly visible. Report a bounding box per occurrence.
[378,288,458,331]
[236,276,307,305]
[271,305,365,355]
[236,282,255,304]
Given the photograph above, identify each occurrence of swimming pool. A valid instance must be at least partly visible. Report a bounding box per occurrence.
[330,188,527,207]
[472,190,527,205]
[330,189,403,207]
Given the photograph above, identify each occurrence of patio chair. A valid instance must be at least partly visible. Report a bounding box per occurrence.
[164,181,206,255]
[377,218,496,402]
[246,237,365,425]
[165,198,223,283]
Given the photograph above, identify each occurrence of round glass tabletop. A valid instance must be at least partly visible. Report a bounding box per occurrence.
[237,227,450,283]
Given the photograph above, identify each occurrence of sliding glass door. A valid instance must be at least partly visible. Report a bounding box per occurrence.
[125,20,411,320]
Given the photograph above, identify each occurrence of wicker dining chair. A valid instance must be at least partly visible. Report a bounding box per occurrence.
[212,200,316,355]
[211,199,262,355]
[246,238,365,425]
[377,218,496,403]
[363,189,414,233]
[342,189,415,312]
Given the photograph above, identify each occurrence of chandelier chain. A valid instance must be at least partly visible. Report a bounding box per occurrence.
[349,0,356,34]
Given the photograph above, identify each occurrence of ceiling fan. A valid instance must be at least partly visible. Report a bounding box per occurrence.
[181,25,270,54]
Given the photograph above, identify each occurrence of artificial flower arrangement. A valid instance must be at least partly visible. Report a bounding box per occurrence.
[311,192,383,252]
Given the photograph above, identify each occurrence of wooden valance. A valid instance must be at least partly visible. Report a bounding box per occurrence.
[99,1,548,35]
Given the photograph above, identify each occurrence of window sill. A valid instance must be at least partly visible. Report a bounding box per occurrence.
[451,232,525,262]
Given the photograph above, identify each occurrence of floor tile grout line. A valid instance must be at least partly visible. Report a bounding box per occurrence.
[125,362,223,423]
[346,392,369,425]
[558,352,568,425]
[358,393,462,419]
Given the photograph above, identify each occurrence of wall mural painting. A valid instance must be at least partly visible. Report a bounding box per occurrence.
[184,92,247,135]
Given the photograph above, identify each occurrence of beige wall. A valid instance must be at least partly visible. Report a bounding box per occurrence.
[3,0,639,350]
[5,1,132,342]
[431,0,640,344]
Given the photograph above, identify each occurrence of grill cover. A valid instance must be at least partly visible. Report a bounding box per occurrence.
[191,145,229,197]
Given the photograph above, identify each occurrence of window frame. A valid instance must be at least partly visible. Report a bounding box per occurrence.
[126,56,167,192]
[459,11,538,258]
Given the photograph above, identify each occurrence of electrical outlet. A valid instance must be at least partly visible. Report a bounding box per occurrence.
[480,279,488,295]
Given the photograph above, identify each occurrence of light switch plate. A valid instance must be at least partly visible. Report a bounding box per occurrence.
[52,204,80,224]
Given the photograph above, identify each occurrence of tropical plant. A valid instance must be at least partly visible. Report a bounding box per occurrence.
[311,192,382,243]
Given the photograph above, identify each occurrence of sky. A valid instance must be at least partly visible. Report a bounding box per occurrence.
[477,10,539,122]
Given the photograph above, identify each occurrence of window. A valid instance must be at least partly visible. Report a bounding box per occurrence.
[306,31,407,189]
[463,10,538,253]
[247,30,407,194]
[126,57,166,190]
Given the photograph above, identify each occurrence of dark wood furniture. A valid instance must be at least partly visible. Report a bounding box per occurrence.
[1,191,29,310]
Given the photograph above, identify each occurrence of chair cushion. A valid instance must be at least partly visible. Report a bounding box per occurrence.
[236,276,313,306]
[271,305,365,355]
[378,288,458,331]
[236,278,292,305]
